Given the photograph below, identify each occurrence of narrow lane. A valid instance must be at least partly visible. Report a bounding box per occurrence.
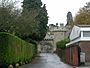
[19,53,72,68]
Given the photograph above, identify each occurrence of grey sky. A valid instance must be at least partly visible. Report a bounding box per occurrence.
[41,0,90,25]
[17,0,90,25]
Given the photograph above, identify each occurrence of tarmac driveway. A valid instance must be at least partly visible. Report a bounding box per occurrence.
[19,53,72,68]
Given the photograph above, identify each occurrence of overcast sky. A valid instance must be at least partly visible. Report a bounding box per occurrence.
[17,0,90,25]
[41,0,90,25]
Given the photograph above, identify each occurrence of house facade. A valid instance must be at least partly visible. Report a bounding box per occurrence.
[66,25,90,66]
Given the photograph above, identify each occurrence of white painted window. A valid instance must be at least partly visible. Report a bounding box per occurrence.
[83,31,90,37]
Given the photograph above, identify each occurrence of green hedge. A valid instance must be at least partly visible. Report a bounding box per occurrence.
[56,38,70,49]
[0,32,37,66]
[56,38,70,62]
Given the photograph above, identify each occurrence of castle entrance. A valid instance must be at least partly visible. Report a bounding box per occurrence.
[41,42,53,53]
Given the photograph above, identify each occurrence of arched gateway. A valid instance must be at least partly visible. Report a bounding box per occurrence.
[41,40,54,53]
[38,39,55,53]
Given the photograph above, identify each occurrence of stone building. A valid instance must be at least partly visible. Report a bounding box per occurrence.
[38,11,73,53]
[38,23,69,53]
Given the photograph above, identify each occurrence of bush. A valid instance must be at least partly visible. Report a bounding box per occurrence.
[56,38,70,62]
[56,38,70,49]
[0,32,37,66]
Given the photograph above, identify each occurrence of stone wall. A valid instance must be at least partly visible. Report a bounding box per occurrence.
[53,31,67,51]
[38,23,71,53]
[38,40,54,53]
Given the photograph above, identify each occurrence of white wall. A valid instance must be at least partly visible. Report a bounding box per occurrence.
[70,25,80,40]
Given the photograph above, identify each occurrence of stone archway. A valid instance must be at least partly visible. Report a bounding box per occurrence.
[41,42,53,53]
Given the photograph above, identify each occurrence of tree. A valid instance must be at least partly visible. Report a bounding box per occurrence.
[34,4,48,40]
[0,0,21,34]
[74,2,90,25]
[22,0,42,10]
[20,0,48,41]
[0,0,14,32]
[0,0,48,42]
[15,10,39,39]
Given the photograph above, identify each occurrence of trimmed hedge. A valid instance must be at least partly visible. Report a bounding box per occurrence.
[0,32,37,66]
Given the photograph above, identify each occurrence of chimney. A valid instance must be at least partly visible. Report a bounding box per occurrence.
[56,23,58,29]
[60,23,64,28]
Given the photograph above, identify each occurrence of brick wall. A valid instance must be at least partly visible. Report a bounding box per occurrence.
[72,46,79,66]
[65,45,79,66]
[79,41,90,62]
[65,47,70,64]
[66,41,90,66]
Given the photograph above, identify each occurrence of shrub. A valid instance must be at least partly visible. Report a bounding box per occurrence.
[56,38,70,49]
[56,38,70,62]
[0,32,37,66]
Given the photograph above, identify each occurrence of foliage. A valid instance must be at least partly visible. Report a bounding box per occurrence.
[0,32,37,66]
[0,7,12,32]
[0,0,21,33]
[56,38,70,49]
[0,0,48,41]
[19,0,48,41]
[15,10,39,38]
[56,38,70,62]
[74,2,90,25]
[33,4,48,40]
[22,0,42,10]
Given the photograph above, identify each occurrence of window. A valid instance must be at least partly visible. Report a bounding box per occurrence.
[83,31,90,37]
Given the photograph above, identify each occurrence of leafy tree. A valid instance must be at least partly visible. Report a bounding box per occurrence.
[22,0,42,10]
[0,0,48,42]
[0,0,21,34]
[0,7,14,32]
[20,0,48,41]
[34,4,48,40]
[74,2,90,25]
[15,10,39,39]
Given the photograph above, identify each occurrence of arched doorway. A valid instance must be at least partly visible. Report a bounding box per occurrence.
[41,42,53,53]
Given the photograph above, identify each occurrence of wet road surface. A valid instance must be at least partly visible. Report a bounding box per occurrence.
[19,53,72,68]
